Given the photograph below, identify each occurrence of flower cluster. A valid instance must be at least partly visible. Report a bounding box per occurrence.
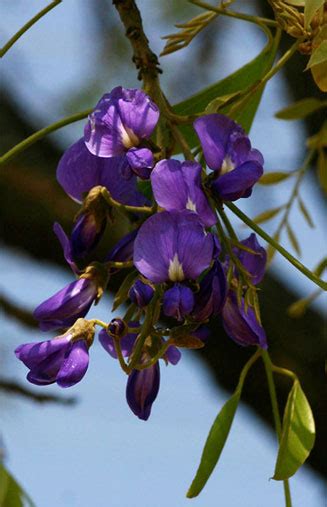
[16,87,267,420]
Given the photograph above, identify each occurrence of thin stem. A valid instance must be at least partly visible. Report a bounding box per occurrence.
[101,188,153,214]
[136,339,172,370]
[90,318,108,329]
[261,350,292,507]
[0,109,92,166]
[225,202,327,291]
[268,150,315,264]
[189,0,278,28]
[236,348,262,390]
[0,0,62,58]
[170,124,194,160]
[113,337,130,374]
[271,365,298,381]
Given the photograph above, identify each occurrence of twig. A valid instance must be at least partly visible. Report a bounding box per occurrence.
[0,378,76,405]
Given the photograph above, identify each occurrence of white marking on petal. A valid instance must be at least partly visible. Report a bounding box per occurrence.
[220,156,236,175]
[168,254,185,282]
[120,125,140,149]
[186,197,197,212]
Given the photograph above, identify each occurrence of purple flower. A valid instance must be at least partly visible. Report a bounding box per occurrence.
[193,260,227,321]
[15,319,94,387]
[57,138,147,206]
[106,228,138,263]
[53,222,79,274]
[126,362,160,421]
[129,279,154,307]
[99,322,138,359]
[151,159,216,226]
[235,233,266,285]
[126,147,154,180]
[134,210,214,284]
[222,292,267,348]
[194,114,264,201]
[84,87,159,161]
[70,211,107,259]
[33,277,98,331]
[163,283,194,321]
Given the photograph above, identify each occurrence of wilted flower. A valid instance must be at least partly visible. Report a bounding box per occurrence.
[151,159,216,226]
[15,318,95,387]
[222,292,267,348]
[194,114,264,201]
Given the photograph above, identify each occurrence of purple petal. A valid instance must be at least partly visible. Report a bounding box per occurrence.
[163,284,194,321]
[84,88,159,157]
[129,279,154,307]
[53,223,79,274]
[193,260,227,321]
[222,293,267,348]
[33,278,97,331]
[126,147,154,179]
[15,335,70,369]
[56,139,146,206]
[99,327,137,359]
[126,362,160,421]
[194,114,239,170]
[71,213,107,259]
[151,159,216,227]
[165,345,182,365]
[106,228,138,263]
[26,343,71,385]
[56,340,89,387]
[134,210,214,283]
[117,88,159,139]
[212,161,263,201]
[237,234,266,285]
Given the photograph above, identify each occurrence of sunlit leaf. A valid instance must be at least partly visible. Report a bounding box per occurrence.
[0,464,35,507]
[286,223,301,256]
[273,381,315,480]
[298,197,315,228]
[304,0,325,28]
[112,270,138,311]
[306,40,327,69]
[258,172,291,184]
[275,97,327,120]
[187,390,241,497]
[252,206,283,225]
[173,28,277,148]
[187,350,259,498]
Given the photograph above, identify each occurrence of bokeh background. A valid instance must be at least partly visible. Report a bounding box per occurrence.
[1,1,326,506]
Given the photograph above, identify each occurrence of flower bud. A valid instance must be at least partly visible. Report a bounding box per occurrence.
[162,283,194,321]
[129,279,154,307]
[107,318,128,338]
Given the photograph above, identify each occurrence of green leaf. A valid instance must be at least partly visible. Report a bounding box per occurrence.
[306,40,327,69]
[205,91,241,114]
[258,172,291,184]
[285,0,304,5]
[275,97,327,120]
[298,197,315,228]
[273,381,315,480]
[252,206,283,225]
[112,270,138,311]
[0,464,35,507]
[187,390,241,498]
[187,351,259,498]
[173,28,277,148]
[304,0,324,28]
[286,223,301,256]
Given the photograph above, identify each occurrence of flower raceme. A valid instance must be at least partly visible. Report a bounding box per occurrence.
[15,86,269,421]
